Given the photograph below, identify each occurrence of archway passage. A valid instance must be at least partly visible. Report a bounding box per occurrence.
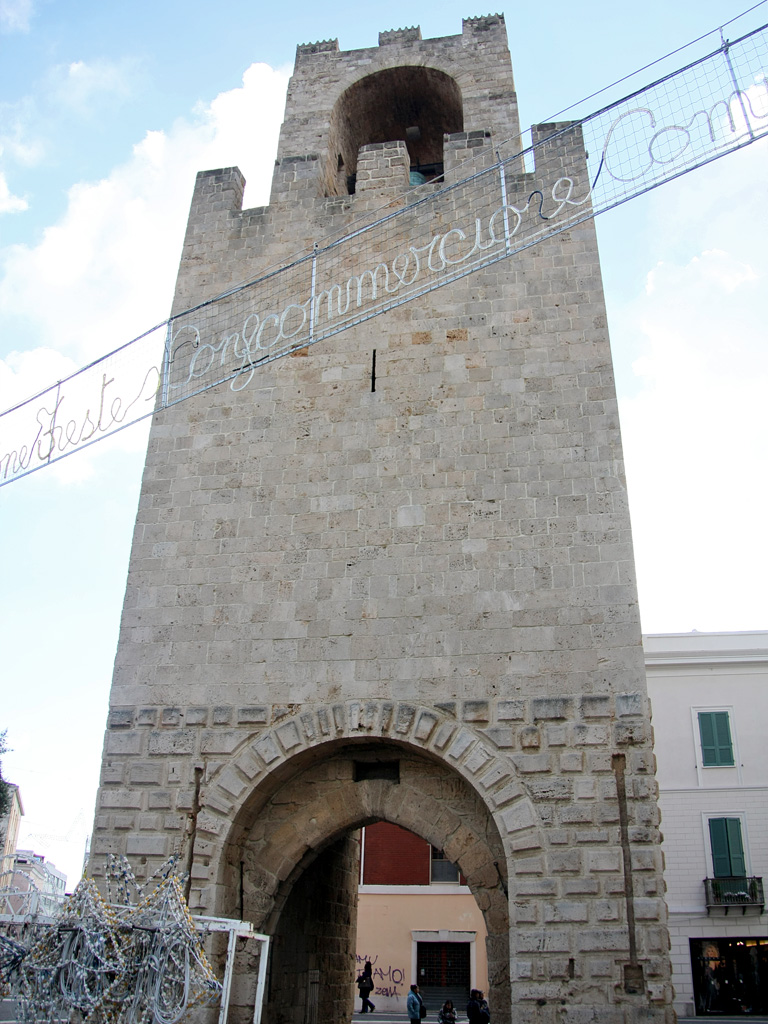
[218,740,510,1024]
[269,834,360,1024]
[325,67,464,194]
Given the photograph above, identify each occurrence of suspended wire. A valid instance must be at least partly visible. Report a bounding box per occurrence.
[3,10,768,488]
[493,0,768,153]
[1,3,763,405]
[9,0,766,389]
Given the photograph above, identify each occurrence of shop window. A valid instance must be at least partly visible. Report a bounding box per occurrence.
[690,937,768,1014]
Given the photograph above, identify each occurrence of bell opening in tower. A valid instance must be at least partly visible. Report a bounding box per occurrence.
[326,66,463,195]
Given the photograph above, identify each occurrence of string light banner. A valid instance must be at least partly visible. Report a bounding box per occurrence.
[1,22,767,486]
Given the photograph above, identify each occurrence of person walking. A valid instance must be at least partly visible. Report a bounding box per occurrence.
[407,983,425,1024]
[356,961,376,1013]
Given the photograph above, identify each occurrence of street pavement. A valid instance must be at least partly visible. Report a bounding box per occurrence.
[3,1002,768,1024]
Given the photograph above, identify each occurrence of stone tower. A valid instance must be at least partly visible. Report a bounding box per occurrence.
[93,16,674,1024]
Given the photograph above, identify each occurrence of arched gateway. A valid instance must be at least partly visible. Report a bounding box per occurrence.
[217,723,512,1024]
[92,15,674,1024]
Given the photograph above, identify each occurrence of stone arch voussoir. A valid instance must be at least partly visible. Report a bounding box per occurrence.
[198,700,544,908]
[332,58,475,113]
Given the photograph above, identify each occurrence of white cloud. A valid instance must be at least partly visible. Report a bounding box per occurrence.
[612,139,768,632]
[0,98,44,168]
[0,0,32,33]
[645,249,757,298]
[0,61,288,367]
[47,57,139,114]
[0,170,27,213]
[0,345,77,398]
[0,62,288,481]
[0,59,143,218]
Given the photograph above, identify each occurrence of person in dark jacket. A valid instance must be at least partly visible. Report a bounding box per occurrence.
[467,990,490,1024]
[356,961,375,1013]
[467,990,482,1024]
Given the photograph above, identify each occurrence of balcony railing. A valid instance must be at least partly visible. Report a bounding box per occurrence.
[704,876,764,914]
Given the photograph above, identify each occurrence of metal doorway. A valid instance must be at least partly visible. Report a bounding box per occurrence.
[417,941,471,1009]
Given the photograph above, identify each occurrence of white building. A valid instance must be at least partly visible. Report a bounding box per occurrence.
[646,631,768,1017]
[11,849,67,915]
[0,783,23,889]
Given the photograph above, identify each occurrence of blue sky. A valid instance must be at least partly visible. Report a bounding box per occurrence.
[1,0,767,889]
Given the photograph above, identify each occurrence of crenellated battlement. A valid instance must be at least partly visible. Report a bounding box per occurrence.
[276,16,518,202]
[296,16,505,59]
[462,13,506,33]
[378,25,422,45]
[295,37,339,56]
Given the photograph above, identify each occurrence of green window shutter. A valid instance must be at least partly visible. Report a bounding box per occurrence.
[713,713,734,764]
[710,818,731,876]
[699,711,734,766]
[699,713,716,763]
[709,817,746,877]
[726,818,746,876]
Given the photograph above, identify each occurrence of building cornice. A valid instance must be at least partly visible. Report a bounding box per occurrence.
[643,631,768,668]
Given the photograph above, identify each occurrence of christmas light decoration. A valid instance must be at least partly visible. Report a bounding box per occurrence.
[0,856,223,1024]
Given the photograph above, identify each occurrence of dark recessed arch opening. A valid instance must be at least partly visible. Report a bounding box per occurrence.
[325,67,464,195]
[216,739,511,1024]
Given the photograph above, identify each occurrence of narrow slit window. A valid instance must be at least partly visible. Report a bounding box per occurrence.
[354,760,399,782]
